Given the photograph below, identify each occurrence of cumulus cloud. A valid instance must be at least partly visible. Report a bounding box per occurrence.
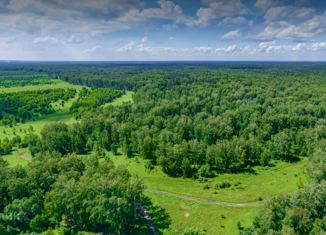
[142,36,148,42]
[254,0,278,11]
[221,30,242,41]
[7,0,141,19]
[186,7,216,27]
[116,40,136,52]
[247,12,326,42]
[264,6,316,21]
[83,45,106,54]
[66,35,84,44]
[218,16,253,27]
[202,0,250,16]
[137,44,154,53]
[33,36,60,44]
[118,0,186,23]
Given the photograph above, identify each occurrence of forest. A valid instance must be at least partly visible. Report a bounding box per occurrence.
[1,62,326,234]
[0,89,77,126]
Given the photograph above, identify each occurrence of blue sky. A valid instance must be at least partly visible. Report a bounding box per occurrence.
[0,0,326,60]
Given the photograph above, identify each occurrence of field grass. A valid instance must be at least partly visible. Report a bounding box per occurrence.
[109,152,308,204]
[105,90,134,106]
[103,150,306,234]
[3,147,30,167]
[146,191,257,235]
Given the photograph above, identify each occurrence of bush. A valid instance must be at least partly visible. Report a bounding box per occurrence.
[203,184,209,190]
[215,181,231,189]
[181,227,209,235]
[198,164,211,177]
[234,181,241,186]
[59,226,71,235]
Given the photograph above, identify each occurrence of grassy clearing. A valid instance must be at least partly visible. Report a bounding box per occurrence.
[146,191,257,235]
[105,90,133,106]
[109,152,308,203]
[3,147,30,167]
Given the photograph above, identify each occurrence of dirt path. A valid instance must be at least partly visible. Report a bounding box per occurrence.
[146,189,262,207]
[139,203,160,235]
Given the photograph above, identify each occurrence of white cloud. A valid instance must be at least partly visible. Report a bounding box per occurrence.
[221,30,242,41]
[218,16,253,27]
[186,7,216,27]
[137,44,154,53]
[118,0,186,23]
[142,36,148,42]
[247,13,326,42]
[7,0,141,19]
[264,6,316,21]
[254,0,278,11]
[66,35,84,44]
[33,36,60,44]
[83,46,106,54]
[116,40,136,52]
[170,37,174,40]
[202,0,250,16]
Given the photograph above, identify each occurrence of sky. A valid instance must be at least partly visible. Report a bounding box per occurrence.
[0,0,326,61]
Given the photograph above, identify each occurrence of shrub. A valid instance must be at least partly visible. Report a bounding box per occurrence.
[216,180,231,189]
[203,184,209,190]
[198,164,211,177]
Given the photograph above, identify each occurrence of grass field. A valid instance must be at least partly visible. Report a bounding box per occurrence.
[104,90,133,106]
[109,152,308,204]
[106,149,307,234]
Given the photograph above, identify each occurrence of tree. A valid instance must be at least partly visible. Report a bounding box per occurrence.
[111,143,118,155]
[181,158,191,177]
[260,150,271,166]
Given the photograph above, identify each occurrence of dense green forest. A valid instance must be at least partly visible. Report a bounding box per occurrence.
[1,62,326,234]
[0,152,144,234]
[0,89,77,126]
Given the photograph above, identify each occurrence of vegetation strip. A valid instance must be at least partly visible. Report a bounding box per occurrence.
[146,189,261,207]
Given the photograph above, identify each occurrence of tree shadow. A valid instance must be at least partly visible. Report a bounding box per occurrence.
[141,195,171,231]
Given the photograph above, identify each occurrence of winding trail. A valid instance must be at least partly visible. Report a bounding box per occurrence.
[145,189,262,207]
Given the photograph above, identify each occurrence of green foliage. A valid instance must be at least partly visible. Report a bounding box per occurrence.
[215,181,231,189]
[0,151,144,234]
[70,88,124,119]
[111,143,118,155]
[0,74,53,88]
[0,88,76,125]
